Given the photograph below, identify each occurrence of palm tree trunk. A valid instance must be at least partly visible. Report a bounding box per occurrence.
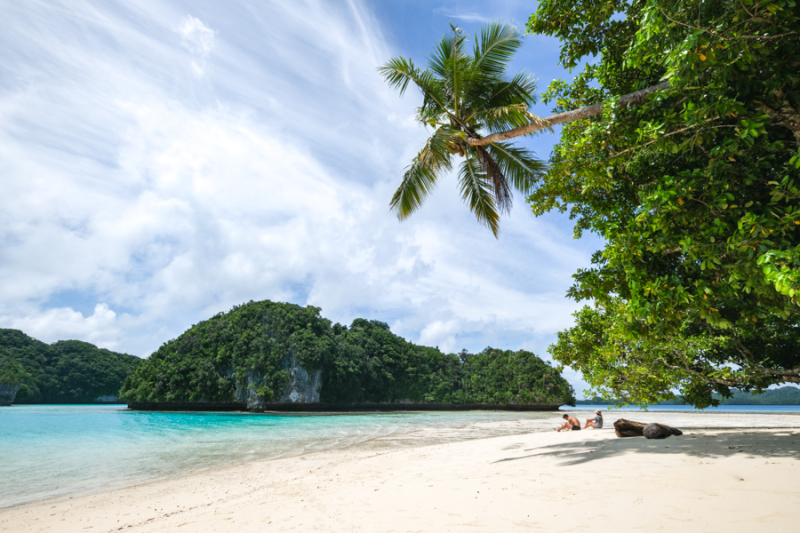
[466,81,670,146]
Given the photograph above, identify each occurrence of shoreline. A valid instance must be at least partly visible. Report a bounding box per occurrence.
[2,411,800,531]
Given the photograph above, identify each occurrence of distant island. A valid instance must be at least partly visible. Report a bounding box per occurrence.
[576,386,800,407]
[4,300,799,411]
[0,329,141,405]
[120,300,576,411]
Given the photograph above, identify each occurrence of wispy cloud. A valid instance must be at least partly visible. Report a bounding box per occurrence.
[0,0,597,393]
[433,10,494,24]
[177,15,216,76]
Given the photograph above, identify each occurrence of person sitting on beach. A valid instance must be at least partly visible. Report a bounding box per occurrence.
[583,410,603,429]
[556,414,581,432]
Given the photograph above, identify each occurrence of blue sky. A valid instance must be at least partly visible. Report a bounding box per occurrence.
[0,0,602,396]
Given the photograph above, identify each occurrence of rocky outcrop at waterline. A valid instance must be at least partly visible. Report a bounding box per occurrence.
[0,383,20,406]
[127,401,565,412]
[232,354,323,411]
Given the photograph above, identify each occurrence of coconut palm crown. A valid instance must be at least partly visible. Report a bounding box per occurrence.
[379,23,547,237]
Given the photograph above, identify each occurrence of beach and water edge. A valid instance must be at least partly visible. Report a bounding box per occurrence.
[1,406,799,532]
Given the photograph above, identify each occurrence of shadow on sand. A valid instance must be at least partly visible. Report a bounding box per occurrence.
[493,428,800,466]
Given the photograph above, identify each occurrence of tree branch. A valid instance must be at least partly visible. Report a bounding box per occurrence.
[467,82,670,146]
[659,8,797,41]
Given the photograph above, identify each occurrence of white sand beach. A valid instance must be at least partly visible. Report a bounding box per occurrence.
[2,411,799,532]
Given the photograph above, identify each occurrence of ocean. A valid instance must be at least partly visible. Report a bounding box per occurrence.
[0,405,555,508]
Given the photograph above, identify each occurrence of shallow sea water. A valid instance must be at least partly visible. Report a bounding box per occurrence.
[0,405,556,508]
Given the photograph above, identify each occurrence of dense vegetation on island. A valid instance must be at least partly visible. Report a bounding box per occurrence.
[0,329,141,403]
[383,3,800,407]
[577,386,800,406]
[119,300,575,407]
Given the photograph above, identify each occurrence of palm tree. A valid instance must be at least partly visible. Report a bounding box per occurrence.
[379,23,548,237]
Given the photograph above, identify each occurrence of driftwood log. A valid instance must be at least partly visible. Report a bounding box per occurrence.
[613,419,683,439]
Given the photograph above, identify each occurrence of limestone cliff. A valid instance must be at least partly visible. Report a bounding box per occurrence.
[0,383,20,406]
[278,354,322,404]
[234,355,322,411]
[94,395,119,403]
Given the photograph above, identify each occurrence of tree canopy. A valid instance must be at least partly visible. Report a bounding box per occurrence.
[380,6,799,406]
[379,23,547,236]
[524,0,800,406]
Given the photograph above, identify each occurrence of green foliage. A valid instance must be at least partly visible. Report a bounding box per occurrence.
[577,385,800,405]
[527,0,800,405]
[319,319,465,404]
[120,300,334,403]
[718,386,800,405]
[120,300,575,407]
[459,348,576,406]
[380,23,548,236]
[0,329,141,403]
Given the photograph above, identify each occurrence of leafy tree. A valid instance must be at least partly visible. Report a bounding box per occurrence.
[379,23,547,236]
[522,0,800,405]
[461,348,575,406]
[0,329,141,403]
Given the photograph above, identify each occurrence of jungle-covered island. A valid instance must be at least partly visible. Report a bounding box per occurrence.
[119,300,575,411]
[0,329,141,405]
[577,386,800,406]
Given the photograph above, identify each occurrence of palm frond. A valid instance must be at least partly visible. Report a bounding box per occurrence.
[427,31,469,80]
[378,57,419,96]
[427,29,472,121]
[459,152,500,237]
[472,103,534,132]
[473,146,513,214]
[390,127,456,219]
[473,23,522,78]
[486,142,547,194]
[379,58,451,122]
[481,72,537,110]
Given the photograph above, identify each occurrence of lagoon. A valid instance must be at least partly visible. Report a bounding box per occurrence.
[0,405,556,508]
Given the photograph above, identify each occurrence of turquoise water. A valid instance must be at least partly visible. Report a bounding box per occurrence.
[561,404,800,412]
[0,405,551,508]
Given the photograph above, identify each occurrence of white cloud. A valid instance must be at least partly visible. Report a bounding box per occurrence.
[9,304,122,349]
[177,15,215,76]
[433,11,494,24]
[0,0,599,394]
[178,15,215,57]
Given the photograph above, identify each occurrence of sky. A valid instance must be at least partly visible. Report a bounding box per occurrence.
[0,0,603,396]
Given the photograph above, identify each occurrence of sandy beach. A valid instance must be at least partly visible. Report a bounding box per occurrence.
[2,411,799,532]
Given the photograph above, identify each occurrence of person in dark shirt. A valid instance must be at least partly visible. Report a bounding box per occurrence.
[583,410,603,429]
[556,414,581,431]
